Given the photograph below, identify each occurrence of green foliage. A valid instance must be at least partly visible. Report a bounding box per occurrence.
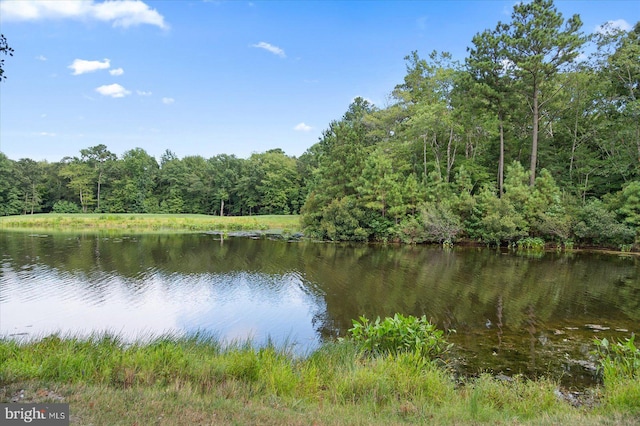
[573,199,635,246]
[52,200,82,214]
[595,334,640,381]
[515,237,546,251]
[420,201,462,243]
[608,180,640,244]
[1,10,638,251]
[319,197,369,242]
[467,184,528,245]
[500,0,586,185]
[0,153,21,216]
[594,334,640,413]
[348,314,452,361]
[399,201,462,244]
[527,169,571,241]
[4,333,640,423]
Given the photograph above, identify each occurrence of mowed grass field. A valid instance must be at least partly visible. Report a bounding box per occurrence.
[0,213,301,233]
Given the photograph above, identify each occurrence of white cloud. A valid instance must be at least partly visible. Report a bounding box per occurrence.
[38,132,56,137]
[0,0,168,29]
[95,83,131,98]
[93,0,167,29]
[109,67,124,76]
[69,58,110,75]
[294,122,312,132]
[137,90,152,96]
[252,41,286,58]
[36,55,47,61]
[162,97,175,105]
[353,96,376,106]
[595,19,632,35]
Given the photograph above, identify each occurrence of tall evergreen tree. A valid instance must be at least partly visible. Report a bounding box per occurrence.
[500,0,585,185]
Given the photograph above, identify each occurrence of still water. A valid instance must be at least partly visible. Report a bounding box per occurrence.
[1,231,638,387]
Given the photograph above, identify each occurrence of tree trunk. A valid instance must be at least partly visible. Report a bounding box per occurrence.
[30,184,36,214]
[498,113,505,197]
[431,133,442,181]
[220,199,224,217]
[422,133,428,181]
[569,103,579,181]
[446,126,456,183]
[97,170,102,211]
[530,87,539,187]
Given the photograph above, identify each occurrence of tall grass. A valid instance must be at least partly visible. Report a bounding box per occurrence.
[0,333,459,419]
[2,327,640,424]
[0,333,581,424]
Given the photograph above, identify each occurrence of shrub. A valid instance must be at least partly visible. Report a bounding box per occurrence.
[573,199,635,246]
[52,200,81,213]
[348,314,452,361]
[515,237,545,251]
[420,201,462,244]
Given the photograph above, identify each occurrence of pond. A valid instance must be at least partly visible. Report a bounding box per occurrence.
[1,231,638,389]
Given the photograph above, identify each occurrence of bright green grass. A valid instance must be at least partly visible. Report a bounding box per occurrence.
[0,213,301,234]
[2,333,638,425]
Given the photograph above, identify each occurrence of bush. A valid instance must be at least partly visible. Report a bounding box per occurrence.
[348,314,452,361]
[515,237,545,251]
[319,197,369,242]
[467,186,528,245]
[573,199,635,246]
[51,200,82,213]
[420,201,462,244]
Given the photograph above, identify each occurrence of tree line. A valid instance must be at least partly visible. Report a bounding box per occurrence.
[0,147,304,217]
[1,0,639,248]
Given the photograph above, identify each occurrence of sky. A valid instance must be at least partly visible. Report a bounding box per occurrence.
[0,0,638,163]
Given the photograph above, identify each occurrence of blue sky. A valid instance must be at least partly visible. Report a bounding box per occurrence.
[0,0,637,163]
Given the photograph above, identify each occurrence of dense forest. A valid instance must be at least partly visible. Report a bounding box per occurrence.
[1,1,639,249]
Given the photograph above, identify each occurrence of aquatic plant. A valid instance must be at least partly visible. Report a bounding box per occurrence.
[515,237,546,251]
[594,334,640,413]
[348,314,453,361]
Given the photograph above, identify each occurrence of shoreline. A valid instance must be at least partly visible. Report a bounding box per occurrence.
[1,333,637,425]
[1,213,637,255]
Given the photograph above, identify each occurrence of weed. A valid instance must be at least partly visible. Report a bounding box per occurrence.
[594,334,640,413]
[515,237,546,251]
[620,244,632,252]
[348,314,453,361]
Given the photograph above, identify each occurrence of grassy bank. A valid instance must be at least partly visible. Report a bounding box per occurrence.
[0,213,301,234]
[1,332,638,425]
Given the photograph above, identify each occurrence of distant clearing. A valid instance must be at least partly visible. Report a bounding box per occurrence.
[0,214,301,233]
